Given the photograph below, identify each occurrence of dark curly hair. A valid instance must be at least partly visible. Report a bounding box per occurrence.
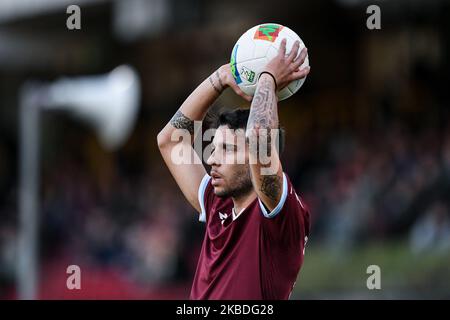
[211,108,285,154]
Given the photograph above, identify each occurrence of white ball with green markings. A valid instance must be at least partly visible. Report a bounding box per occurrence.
[230,23,309,101]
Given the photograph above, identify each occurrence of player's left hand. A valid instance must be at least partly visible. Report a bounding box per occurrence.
[217,64,253,102]
[263,38,310,90]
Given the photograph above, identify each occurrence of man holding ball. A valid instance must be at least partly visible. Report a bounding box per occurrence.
[157,37,311,300]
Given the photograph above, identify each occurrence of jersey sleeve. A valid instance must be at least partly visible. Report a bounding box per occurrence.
[259,173,311,246]
[197,174,215,223]
[258,172,289,219]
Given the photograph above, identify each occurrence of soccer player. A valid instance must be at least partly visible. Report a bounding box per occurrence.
[157,39,311,299]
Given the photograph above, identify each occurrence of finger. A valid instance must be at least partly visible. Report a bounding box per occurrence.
[294,47,308,64]
[287,41,300,63]
[278,38,287,57]
[290,66,310,80]
[292,47,308,70]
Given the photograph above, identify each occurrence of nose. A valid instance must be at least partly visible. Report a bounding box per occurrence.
[207,148,220,167]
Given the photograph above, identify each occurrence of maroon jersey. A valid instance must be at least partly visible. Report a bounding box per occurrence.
[190,173,310,300]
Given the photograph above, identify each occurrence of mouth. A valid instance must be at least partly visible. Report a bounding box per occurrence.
[210,171,223,186]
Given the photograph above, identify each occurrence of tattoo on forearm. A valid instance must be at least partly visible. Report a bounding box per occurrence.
[247,76,278,157]
[170,110,194,135]
[260,174,282,202]
[248,76,278,129]
[216,71,224,90]
[209,71,223,94]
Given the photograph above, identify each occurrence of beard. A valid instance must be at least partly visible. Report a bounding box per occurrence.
[215,167,253,199]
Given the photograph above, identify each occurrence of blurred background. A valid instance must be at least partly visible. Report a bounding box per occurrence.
[1,0,450,299]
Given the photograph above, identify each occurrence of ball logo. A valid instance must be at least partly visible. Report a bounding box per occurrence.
[254,24,284,42]
[240,66,256,83]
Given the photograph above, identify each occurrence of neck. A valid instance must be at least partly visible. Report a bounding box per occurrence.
[232,189,257,214]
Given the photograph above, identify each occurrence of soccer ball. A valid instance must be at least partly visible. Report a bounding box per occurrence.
[230,23,309,101]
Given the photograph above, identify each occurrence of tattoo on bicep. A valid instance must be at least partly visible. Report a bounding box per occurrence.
[260,174,282,202]
[170,110,194,135]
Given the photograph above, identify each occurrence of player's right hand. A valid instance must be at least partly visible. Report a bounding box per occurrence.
[263,38,310,91]
[217,64,253,102]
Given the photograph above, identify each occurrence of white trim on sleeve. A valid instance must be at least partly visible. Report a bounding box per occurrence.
[258,172,288,218]
[198,174,211,223]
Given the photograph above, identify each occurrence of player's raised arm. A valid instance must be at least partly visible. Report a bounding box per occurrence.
[246,39,310,212]
[157,65,251,214]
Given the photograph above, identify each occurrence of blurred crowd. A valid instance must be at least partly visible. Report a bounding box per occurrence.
[296,121,450,253]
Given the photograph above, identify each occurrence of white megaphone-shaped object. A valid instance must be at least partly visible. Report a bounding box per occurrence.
[16,65,141,300]
[42,65,140,150]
